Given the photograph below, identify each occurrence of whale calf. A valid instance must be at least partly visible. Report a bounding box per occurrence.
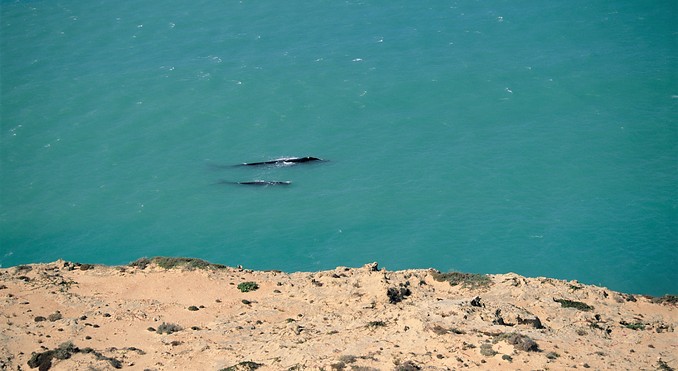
[239,156,324,166]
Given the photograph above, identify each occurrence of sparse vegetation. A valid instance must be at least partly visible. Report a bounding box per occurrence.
[651,295,678,305]
[238,282,259,293]
[431,271,492,289]
[27,341,124,370]
[129,257,227,270]
[15,265,32,273]
[394,360,421,371]
[553,298,593,311]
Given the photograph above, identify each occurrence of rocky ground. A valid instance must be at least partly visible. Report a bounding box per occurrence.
[0,258,676,370]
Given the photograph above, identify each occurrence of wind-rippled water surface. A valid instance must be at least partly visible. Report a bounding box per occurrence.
[1,1,676,295]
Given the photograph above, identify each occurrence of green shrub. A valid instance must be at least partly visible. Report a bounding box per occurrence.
[238,282,259,293]
[553,298,593,311]
[621,321,645,330]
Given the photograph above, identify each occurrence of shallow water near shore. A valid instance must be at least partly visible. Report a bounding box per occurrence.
[1,1,676,295]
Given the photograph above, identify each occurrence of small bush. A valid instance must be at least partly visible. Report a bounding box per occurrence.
[553,298,593,311]
[658,359,674,371]
[220,361,263,371]
[78,263,94,271]
[621,321,645,330]
[48,312,63,322]
[387,286,412,304]
[366,321,386,328]
[431,325,465,335]
[546,351,560,359]
[431,271,491,289]
[156,322,182,334]
[497,332,539,352]
[338,355,357,364]
[129,258,151,269]
[479,343,498,357]
[238,282,259,293]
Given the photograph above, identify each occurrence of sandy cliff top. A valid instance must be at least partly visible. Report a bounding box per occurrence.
[1,258,676,370]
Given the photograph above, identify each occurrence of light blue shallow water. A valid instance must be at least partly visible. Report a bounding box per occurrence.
[1,1,676,295]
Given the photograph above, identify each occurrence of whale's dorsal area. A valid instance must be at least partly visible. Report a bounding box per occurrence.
[217,180,292,186]
[240,156,324,166]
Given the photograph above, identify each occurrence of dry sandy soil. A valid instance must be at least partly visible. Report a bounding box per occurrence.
[0,258,676,370]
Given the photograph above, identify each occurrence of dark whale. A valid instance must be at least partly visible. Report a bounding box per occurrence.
[239,180,291,186]
[239,156,324,166]
[218,180,291,186]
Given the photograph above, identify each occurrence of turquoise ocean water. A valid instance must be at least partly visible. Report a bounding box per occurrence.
[1,1,676,296]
